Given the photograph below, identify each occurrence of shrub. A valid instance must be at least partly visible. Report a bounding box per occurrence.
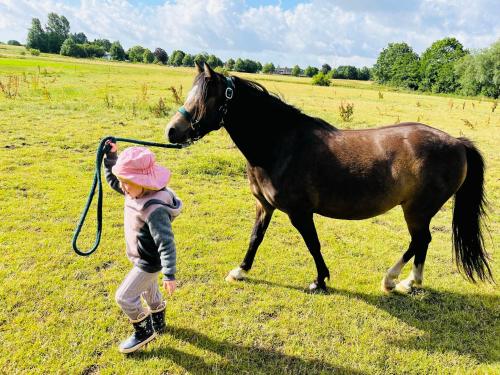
[311,72,330,86]
[29,48,40,56]
[339,101,354,122]
[214,66,229,76]
[149,97,169,117]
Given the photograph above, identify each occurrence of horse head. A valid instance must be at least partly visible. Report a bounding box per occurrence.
[165,62,232,145]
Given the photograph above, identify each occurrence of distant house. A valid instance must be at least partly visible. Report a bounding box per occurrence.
[103,52,112,60]
[275,67,292,75]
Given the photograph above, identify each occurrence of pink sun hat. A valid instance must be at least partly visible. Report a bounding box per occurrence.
[112,147,171,190]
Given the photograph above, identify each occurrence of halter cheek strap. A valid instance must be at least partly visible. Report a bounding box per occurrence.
[177,76,235,127]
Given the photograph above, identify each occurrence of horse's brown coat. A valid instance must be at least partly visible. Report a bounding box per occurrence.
[166,63,492,291]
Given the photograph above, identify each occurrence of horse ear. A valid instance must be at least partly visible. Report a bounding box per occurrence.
[195,61,203,74]
[203,62,214,79]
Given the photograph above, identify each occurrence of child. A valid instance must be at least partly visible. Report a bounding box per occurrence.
[104,141,182,353]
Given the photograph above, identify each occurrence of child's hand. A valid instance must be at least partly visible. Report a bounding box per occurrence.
[105,140,117,153]
[163,280,176,296]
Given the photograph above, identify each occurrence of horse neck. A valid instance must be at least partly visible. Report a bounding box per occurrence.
[223,85,299,167]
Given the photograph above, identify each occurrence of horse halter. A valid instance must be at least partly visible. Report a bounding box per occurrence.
[177,76,235,136]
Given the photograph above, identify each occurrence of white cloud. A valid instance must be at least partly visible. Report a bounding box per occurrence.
[0,0,498,67]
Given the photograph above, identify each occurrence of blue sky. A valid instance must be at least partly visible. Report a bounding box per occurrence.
[0,0,498,67]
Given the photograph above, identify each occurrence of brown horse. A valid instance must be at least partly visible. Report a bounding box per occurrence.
[166,62,492,293]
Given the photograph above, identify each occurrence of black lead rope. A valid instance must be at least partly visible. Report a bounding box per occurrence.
[72,136,183,256]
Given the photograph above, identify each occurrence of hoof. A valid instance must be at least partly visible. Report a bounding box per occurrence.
[395,279,413,294]
[225,267,247,282]
[307,281,328,294]
[381,277,397,293]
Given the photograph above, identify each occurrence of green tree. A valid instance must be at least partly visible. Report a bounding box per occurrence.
[7,40,22,46]
[26,18,46,51]
[93,39,112,52]
[357,66,371,80]
[153,48,168,64]
[372,42,420,89]
[291,65,301,76]
[333,65,358,80]
[109,41,125,60]
[234,58,246,72]
[128,45,146,62]
[420,37,467,93]
[169,50,186,66]
[71,32,87,44]
[207,54,223,68]
[236,59,260,73]
[83,43,105,58]
[262,62,275,74]
[60,37,85,57]
[143,49,154,63]
[194,52,209,66]
[456,40,500,98]
[304,66,319,77]
[46,13,70,53]
[182,54,195,67]
[321,63,332,74]
[225,58,235,70]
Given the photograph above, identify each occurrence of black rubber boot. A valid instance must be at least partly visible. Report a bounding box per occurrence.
[118,312,157,354]
[151,301,167,334]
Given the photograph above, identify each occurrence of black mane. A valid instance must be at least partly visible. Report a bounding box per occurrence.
[232,75,337,131]
[192,72,337,131]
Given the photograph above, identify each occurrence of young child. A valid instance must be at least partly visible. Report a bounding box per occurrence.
[104,141,182,353]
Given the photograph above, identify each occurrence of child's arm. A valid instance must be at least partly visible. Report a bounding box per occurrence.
[147,207,176,283]
[103,142,124,195]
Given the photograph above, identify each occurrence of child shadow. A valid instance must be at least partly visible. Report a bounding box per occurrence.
[244,278,499,363]
[136,325,366,374]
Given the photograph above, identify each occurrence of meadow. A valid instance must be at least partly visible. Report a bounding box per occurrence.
[0,44,498,374]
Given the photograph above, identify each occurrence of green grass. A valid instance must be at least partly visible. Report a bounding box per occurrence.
[0,44,499,374]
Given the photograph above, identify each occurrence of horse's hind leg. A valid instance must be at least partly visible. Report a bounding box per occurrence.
[288,212,330,292]
[381,201,434,293]
[381,242,417,292]
[226,199,274,282]
[395,216,431,293]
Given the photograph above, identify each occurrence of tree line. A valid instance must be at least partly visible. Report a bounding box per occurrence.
[20,13,498,98]
[373,37,499,98]
[23,13,371,79]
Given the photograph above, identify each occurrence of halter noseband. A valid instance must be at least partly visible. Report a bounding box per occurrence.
[177,76,235,133]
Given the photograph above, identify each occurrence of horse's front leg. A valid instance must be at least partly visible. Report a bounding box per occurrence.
[289,212,330,293]
[226,199,274,282]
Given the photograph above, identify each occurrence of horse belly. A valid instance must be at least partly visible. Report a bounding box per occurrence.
[314,194,400,220]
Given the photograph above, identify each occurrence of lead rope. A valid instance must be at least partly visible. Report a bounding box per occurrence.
[72,136,183,256]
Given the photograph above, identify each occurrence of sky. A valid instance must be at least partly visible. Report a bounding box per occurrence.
[0,0,498,67]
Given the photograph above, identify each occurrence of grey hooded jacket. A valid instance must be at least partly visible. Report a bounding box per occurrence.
[104,152,182,280]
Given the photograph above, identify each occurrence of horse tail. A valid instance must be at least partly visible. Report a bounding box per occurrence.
[452,137,493,283]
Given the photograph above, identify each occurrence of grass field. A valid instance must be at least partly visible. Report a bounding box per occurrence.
[0,44,499,374]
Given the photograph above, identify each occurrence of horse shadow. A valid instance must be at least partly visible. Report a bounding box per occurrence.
[136,325,366,374]
[246,278,499,364]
